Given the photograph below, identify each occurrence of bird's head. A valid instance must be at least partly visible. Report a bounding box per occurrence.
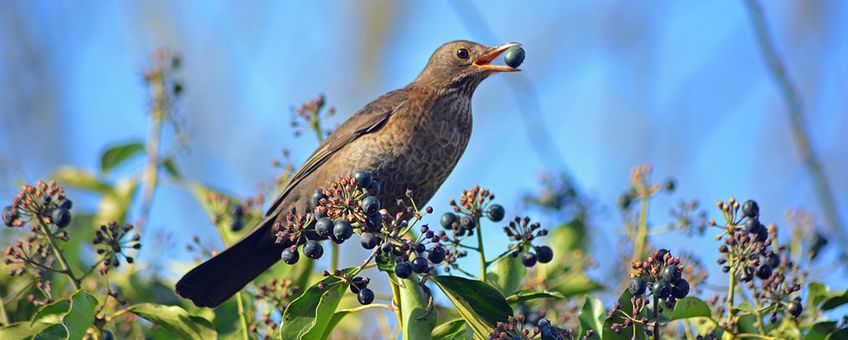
[414,40,521,93]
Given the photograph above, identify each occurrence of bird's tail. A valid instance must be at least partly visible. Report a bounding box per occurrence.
[176,216,283,307]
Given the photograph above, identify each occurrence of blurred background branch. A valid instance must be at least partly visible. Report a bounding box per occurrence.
[743,0,848,254]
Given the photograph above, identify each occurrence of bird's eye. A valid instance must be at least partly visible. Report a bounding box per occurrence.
[456,48,469,60]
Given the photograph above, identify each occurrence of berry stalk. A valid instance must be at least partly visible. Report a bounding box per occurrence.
[36,218,81,290]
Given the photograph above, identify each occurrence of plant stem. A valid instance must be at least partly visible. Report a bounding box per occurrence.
[726,261,737,324]
[330,243,339,272]
[683,320,695,340]
[138,70,165,236]
[389,279,403,330]
[0,294,8,326]
[632,194,650,262]
[235,292,251,340]
[743,0,848,252]
[475,217,487,281]
[338,303,394,314]
[652,293,659,340]
[38,220,81,290]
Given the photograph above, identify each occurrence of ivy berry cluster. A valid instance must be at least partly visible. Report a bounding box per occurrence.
[488,314,573,340]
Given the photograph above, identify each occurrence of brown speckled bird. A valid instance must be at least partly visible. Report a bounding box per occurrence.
[176,40,521,307]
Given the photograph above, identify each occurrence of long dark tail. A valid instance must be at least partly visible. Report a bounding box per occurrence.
[176,216,284,307]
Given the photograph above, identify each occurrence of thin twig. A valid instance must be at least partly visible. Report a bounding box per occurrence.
[743,0,848,252]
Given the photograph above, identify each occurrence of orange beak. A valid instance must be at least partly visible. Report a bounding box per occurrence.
[473,42,522,72]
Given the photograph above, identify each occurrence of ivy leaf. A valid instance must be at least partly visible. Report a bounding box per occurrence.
[161,157,181,179]
[505,290,564,304]
[100,141,145,174]
[127,303,217,339]
[486,255,526,296]
[578,296,604,339]
[804,321,837,340]
[669,297,712,320]
[602,289,645,340]
[281,268,355,339]
[432,276,512,339]
[820,290,848,311]
[53,167,112,194]
[0,291,98,339]
[431,318,468,339]
[397,274,436,340]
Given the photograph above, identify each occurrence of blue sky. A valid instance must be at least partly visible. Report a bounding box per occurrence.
[1,0,847,301]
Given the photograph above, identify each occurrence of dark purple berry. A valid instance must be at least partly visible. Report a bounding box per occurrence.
[349,276,369,294]
[745,218,762,234]
[535,246,553,263]
[366,213,382,231]
[311,189,325,207]
[394,262,412,278]
[333,220,353,242]
[766,253,780,268]
[786,297,802,317]
[281,247,299,264]
[652,280,671,299]
[414,243,425,253]
[504,46,525,68]
[2,206,17,227]
[357,287,374,305]
[360,196,380,215]
[656,249,670,261]
[522,252,537,267]
[380,242,393,254]
[440,212,457,230]
[428,246,446,264]
[411,257,429,273]
[367,180,380,194]
[315,218,332,238]
[230,218,243,232]
[661,265,682,282]
[671,279,689,299]
[58,198,73,210]
[486,204,505,222]
[742,200,759,218]
[756,264,773,280]
[756,227,768,243]
[353,170,373,188]
[303,240,323,259]
[629,278,647,296]
[459,215,476,230]
[51,208,71,228]
[360,232,378,249]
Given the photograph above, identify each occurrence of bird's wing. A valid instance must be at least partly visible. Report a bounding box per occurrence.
[265,88,409,216]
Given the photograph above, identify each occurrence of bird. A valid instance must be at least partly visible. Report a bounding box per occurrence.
[176,40,521,308]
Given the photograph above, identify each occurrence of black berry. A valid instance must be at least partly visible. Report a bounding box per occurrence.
[459,215,476,230]
[57,198,73,210]
[2,206,17,227]
[745,218,762,234]
[656,249,670,261]
[281,247,299,264]
[756,264,773,280]
[51,208,71,228]
[504,46,525,68]
[411,257,429,273]
[540,324,562,340]
[428,246,446,264]
[441,212,458,230]
[366,213,382,231]
[742,200,759,218]
[671,279,690,299]
[629,278,647,296]
[394,262,412,278]
[367,180,381,194]
[486,204,505,222]
[360,196,380,215]
[350,276,369,294]
[414,243,425,253]
[756,227,769,243]
[333,220,353,242]
[360,232,378,249]
[357,287,375,305]
[303,240,323,259]
[661,265,682,282]
[353,170,373,188]
[766,253,780,268]
[786,297,803,317]
[535,246,553,263]
[652,280,671,299]
[380,242,393,254]
[315,218,333,238]
[230,219,243,232]
[522,252,537,267]
[311,189,325,206]
[537,318,550,327]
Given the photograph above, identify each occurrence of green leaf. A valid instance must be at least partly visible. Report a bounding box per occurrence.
[0,291,98,339]
[432,276,512,339]
[53,167,112,193]
[432,318,468,339]
[826,326,848,340]
[578,296,604,339]
[95,178,138,225]
[602,289,646,340]
[805,321,837,340]
[808,282,829,306]
[398,275,436,340]
[505,290,564,304]
[486,255,526,296]
[100,142,144,174]
[669,297,712,320]
[127,303,217,339]
[281,268,355,339]
[161,157,181,179]
[821,290,848,311]
[551,273,603,297]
